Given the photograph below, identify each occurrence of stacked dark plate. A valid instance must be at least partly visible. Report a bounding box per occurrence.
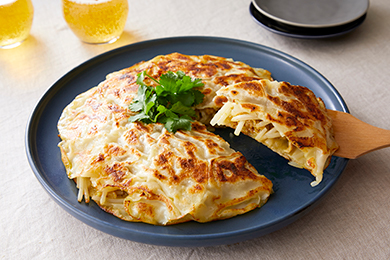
[250,0,369,39]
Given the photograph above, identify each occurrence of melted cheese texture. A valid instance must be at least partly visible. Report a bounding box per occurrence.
[58,53,273,225]
[210,79,339,186]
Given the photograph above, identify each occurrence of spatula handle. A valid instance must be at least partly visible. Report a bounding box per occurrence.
[328,110,390,159]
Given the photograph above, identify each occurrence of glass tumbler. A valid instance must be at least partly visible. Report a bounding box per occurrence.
[0,0,34,49]
[62,0,129,44]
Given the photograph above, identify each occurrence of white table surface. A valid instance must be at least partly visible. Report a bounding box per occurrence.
[2,0,390,259]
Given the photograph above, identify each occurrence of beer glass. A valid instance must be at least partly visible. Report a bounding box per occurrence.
[0,0,34,49]
[62,0,129,44]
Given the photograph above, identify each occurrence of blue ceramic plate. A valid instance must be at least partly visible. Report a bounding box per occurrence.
[26,36,349,247]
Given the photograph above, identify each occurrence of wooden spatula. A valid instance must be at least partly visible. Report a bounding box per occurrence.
[327,110,390,159]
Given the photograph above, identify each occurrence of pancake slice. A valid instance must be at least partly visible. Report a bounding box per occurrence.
[210,79,339,186]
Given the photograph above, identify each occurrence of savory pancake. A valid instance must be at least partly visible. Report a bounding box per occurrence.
[210,79,339,186]
[58,52,338,224]
[57,53,273,225]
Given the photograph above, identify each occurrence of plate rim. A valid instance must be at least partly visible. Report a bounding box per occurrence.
[252,0,369,28]
[25,36,349,247]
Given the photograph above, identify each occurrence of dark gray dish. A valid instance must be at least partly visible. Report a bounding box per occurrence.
[250,3,367,39]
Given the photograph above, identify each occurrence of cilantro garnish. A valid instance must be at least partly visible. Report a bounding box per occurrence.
[129,71,204,133]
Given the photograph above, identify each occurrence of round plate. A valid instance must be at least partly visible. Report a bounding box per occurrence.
[252,0,369,28]
[250,3,367,39]
[26,36,349,247]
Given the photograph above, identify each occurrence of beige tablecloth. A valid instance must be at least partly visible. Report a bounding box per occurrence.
[2,0,390,259]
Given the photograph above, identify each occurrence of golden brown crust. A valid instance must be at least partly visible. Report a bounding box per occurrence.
[211,79,338,186]
[232,80,332,152]
[57,53,274,225]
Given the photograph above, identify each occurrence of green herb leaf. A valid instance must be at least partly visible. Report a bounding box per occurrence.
[136,71,147,87]
[170,101,196,117]
[129,71,205,133]
[129,111,150,122]
[159,71,179,93]
[129,85,145,111]
[164,115,193,133]
[153,105,168,122]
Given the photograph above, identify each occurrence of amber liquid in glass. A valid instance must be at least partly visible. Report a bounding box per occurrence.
[0,0,34,48]
[62,0,129,44]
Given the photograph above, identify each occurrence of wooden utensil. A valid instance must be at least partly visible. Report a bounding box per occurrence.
[327,110,390,159]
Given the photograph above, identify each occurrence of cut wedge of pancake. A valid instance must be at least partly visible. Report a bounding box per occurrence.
[210,79,339,186]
